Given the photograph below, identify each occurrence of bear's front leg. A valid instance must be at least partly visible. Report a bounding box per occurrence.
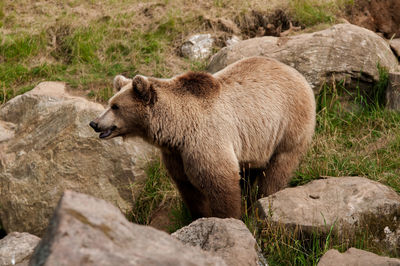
[184,155,242,219]
[202,172,242,219]
[162,151,212,218]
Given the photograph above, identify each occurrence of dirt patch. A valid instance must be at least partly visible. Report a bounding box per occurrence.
[345,0,400,39]
[235,9,297,38]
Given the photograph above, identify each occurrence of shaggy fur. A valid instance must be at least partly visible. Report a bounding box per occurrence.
[90,56,316,219]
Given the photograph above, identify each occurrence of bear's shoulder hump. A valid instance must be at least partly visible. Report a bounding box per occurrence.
[175,71,220,98]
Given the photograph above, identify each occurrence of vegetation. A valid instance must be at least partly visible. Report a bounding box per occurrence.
[0,0,354,103]
[259,69,400,264]
[128,160,192,233]
[289,0,354,26]
[1,0,399,264]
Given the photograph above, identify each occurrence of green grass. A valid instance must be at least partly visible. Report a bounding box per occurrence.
[0,7,188,103]
[0,0,354,103]
[127,159,191,233]
[288,0,353,26]
[290,0,335,26]
[128,160,178,225]
[293,68,400,194]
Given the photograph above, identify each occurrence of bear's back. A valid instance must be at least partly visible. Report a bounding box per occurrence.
[211,57,315,166]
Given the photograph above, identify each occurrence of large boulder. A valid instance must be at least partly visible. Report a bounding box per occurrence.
[30,190,225,266]
[0,232,40,266]
[257,177,400,237]
[172,218,267,266]
[0,82,157,236]
[318,248,400,266]
[208,24,398,93]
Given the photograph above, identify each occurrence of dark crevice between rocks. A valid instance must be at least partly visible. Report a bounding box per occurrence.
[0,220,6,239]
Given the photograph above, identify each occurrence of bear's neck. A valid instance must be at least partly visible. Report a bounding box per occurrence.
[147,102,190,150]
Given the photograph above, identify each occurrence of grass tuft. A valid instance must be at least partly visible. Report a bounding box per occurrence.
[290,0,336,26]
[128,160,178,225]
[127,159,191,233]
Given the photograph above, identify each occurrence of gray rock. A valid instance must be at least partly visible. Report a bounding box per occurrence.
[208,24,398,93]
[389,38,400,58]
[0,232,40,266]
[386,72,400,111]
[318,248,400,266]
[172,218,267,266]
[181,34,214,60]
[29,190,226,266]
[257,177,400,235]
[0,82,157,236]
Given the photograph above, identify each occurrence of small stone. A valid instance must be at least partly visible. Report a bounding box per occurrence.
[382,225,400,253]
[0,232,40,266]
[181,34,214,60]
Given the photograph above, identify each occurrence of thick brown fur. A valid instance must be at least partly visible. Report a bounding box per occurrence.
[91,57,316,219]
[175,71,221,98]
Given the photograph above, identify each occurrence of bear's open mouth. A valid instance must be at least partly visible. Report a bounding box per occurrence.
[99,126,117,139]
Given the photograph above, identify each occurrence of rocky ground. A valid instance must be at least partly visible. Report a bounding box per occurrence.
[1,0,400,265]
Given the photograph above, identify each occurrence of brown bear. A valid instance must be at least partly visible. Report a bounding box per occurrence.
[90,56,316,219]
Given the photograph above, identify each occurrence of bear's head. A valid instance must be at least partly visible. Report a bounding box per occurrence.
[89,74,157,139]
[90,72,220,141]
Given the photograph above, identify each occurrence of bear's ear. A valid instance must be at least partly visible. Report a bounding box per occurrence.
[132,75,157,105]
[113,75,131,92]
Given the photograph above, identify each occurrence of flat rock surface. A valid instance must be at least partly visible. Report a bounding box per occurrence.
[208,24,398,92]
[172,217,267,266]
[30,190,226,266]
[0,232,40,266]
[257,177,400,235]
[318,248,400,266]
[0,82,157,236]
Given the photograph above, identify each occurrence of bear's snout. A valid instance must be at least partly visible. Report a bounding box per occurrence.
[89,121,101,132]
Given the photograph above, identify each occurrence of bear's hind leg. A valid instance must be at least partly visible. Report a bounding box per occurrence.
[257,147,304,198]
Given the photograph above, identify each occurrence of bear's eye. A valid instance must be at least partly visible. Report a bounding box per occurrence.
[111,104,119,110]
